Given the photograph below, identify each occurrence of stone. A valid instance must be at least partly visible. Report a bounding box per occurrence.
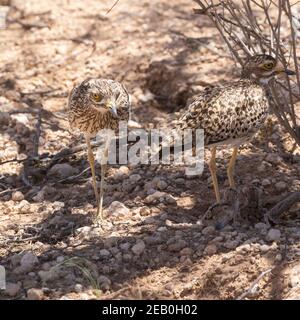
[202,226,215,235]
[257,163,266,172]
[224,240,240,249]
[131,240,146,255]
[144,236,163,245]
[275,181,287,192]
[98,275,111,291]
[254,222,268,231]
[107,201,130,216]
[12,191,25,201]
[204,244,217,255]
[168,239,187,252]
[38,269,59,282]
[74,284,83,293]
[235,244,251,253]
[99,249,111,257]
[262,179,271,186]
[157,226,167,232]
[144,191,165,204]
[139,206,151,216]
[10,253,22,267]
[180,247,193,256]
[123,253,132,261]
[128,120,142,129]
[129,174,142,182]
[122,180,135,192]
[275,254,282,262]
[259,244,270,253]
[4,282,21,297]
[32,190,45,202]
[0,111,10,125]
[27,288,44,300]
[138,91,155,102]
[175,178,185,185]
[293,154,300,163]
[18,200,31,214]
[75,226,92,235]
[19,252,39,273]
[119,242,131,251]
[267,228,281,241]
[113,166,130,180]
[265,153,282,165]
[157,180,168,190]
[48,163,79,179]
[144,191,176,204]
[165,194,177,204]
[56,256,65,263]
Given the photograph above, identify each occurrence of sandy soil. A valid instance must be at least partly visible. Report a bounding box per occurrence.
[0,0,300,300]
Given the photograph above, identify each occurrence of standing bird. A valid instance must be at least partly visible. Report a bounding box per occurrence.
[174,54,295,203]
[68,78,130,219]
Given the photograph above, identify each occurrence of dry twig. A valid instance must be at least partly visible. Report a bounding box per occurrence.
[267,191,300,222]
[236,267,274,300]
[193,0,300,146]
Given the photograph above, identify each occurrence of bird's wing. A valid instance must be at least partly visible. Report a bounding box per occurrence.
[150,80,268,161]
[177,80,268,145]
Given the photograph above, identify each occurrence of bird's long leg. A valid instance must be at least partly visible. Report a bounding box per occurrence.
[86,134,99,204]
[96,133,111,220]
[209,146,221,203]
[227,146,238,188]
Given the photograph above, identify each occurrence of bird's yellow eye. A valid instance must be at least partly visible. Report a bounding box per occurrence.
[263,62,274,70]
[92,93,102,102]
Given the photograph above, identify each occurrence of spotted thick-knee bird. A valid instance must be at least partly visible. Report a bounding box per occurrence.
[163,54,295,203]
[68,78,130,220]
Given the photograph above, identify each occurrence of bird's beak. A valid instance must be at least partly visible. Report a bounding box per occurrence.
[284,69,296,76]
[275,63,296,76]
[106,101,118,118]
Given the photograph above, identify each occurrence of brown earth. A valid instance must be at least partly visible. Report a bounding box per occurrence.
[0,0,300,300]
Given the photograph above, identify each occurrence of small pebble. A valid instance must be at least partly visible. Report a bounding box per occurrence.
[260,244,270,253]
[267,228,281,241]
[12,191,25,202]
[202,226,215,235]
[27,288,44,300]
[131,241,146,255]
[204,244,217,255]
[74,284,83,293]
[275,181,287,192]
[99,249,111,257]
[4,282,21,297]
[180,247,193,256]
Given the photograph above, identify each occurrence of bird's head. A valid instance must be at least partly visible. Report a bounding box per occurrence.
[74,78,129,119]
[241,54,295,84]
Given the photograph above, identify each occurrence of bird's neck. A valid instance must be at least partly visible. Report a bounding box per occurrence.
[240,71,272,86]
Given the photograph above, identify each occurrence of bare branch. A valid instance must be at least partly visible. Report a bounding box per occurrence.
[193,0,300,146]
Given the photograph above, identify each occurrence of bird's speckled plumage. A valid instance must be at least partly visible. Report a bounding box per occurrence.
[67,78,130,220]
[177,79,268,146]
[68,78,130,135]
[170,54,295,204]
[176,55,279,147]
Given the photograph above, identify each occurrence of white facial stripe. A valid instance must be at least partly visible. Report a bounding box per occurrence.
[259,77,273,84]
[263,71,273,76]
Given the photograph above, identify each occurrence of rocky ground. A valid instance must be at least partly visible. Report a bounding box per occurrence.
[0,0,300,300]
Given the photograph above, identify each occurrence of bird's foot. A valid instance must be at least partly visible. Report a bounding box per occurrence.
[200,188,241,229]
[93,209,104,224]
[92,214,112,230]
[199,202,225,228]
